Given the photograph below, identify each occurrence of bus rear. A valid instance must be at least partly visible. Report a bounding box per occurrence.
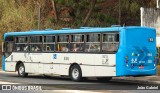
[116,27,157,76]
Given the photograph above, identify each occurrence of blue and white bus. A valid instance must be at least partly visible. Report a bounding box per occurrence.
[2,26,157,81]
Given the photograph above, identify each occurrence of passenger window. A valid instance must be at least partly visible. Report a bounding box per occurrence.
[30,36,42,43]
[103,34,119,42]
[15,36,28,52]
[85,33,100,52]
[102,33,119,52]
[29,36,42,52]
[16,37,27,43]
[56,35,70,52]
[43,36,55,51]
[44,36,55,43]
[71,34,84,52]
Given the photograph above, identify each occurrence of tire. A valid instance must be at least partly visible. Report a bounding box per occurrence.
[70,65,82,82]
[42,74,51,78]
[18,63,28,77]
[97,77,112,82]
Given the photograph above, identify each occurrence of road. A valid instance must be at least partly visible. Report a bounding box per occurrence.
[0,71,159,93]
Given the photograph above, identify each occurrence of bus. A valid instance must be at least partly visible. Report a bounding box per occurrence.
[2,26,157,82]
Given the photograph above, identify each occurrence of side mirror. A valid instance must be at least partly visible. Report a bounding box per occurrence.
[2,42,4,53]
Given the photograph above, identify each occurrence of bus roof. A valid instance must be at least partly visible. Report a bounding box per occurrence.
[4,26,155,37]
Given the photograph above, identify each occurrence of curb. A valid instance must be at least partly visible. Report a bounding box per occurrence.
[113,78,160,84]
[151,81,160,84]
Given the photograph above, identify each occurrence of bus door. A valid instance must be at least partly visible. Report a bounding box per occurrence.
[2,36,14,71]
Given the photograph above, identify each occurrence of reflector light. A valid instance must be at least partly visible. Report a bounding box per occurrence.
[126,64,128,67]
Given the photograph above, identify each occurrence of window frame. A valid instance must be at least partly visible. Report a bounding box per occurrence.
[14,36,29,52]
[6,31,120,54]
[56,34,70,52]
[28,35,43,52]
[85,33,101,53]
[70,34,85,52]
[101,32,120,53]
[3,36,15,58]
[43,35,56,52]
[15,36,28,44]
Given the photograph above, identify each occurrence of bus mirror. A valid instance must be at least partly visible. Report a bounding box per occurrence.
[2,42,4,53]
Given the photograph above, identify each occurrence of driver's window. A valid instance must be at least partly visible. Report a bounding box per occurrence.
[5,42,14,52]
[4,36,14,58]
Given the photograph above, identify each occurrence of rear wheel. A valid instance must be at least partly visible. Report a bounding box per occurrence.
[70,65,82,82]
[18,63,28,77]
[97,77,112,82]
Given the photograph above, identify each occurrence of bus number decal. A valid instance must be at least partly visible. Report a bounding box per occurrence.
[64,57,69,61]
[53,54,57,59]
[102,55,109,65]
[131,58,137,63]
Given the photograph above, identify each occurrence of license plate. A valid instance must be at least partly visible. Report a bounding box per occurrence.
[139,66,144,69]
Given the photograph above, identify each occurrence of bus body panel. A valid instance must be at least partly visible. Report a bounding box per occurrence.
[116,27,157,76]
[4,52,116,77]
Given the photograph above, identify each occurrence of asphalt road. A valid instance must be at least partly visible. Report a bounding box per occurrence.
[0,71,159,93]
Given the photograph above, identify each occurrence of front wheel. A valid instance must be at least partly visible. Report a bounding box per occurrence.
[18,63,28,77]
[70,65,82,82]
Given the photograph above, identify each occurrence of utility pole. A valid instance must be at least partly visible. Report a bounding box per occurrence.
[38,3,41,30]
[119,0,121,25]
[157,0,159,8]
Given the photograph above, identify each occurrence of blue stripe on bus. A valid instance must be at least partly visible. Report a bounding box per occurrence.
[2,55,5,71]
[4,26,154,39]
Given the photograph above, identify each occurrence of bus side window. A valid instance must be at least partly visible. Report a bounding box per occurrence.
[15,36,28,52]
[43,36,55,52]
[56,35,70,52]
[102,33,119,52]
[29,36,42,52]
[85,33,100,52]
[71,34,84,52]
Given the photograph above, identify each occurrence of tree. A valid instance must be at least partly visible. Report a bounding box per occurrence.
[51,0,58,22]
[82,0,96,26]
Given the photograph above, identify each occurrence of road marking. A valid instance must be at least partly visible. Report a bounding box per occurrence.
[0,80,19,84]
[0,70,16,73]
[50,90,109,93]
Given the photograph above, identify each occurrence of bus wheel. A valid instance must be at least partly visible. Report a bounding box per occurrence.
[70,65,82,82]
[18,63,28,77]
[97,77,112,82]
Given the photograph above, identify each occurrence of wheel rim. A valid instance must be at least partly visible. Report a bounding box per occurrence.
[72,68,79,79]
[19,66,24,75]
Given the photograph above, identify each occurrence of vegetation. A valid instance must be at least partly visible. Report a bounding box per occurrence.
[0,0,157,67]
[157,65,160,76]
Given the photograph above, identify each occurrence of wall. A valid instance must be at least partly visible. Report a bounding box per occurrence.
[141,7,160,35]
